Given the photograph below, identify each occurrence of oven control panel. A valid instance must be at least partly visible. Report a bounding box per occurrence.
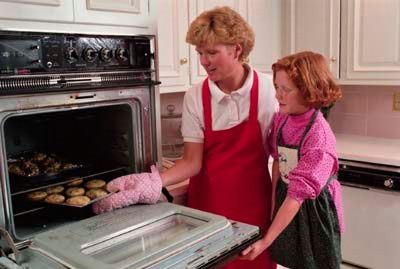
[0,31,153,75]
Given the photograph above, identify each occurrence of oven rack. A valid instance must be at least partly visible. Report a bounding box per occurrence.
[10,166,127,217]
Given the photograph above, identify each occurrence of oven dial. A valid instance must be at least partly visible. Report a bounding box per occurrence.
[83,47,98,62]
[116,48,129,61]
[100,48,113,62]
[384,178,394,188]
[65,47,79,63]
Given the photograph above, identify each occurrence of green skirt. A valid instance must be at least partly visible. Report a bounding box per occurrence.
[268,179,341,269]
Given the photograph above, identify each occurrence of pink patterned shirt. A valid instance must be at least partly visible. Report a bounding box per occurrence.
[269,109,344,233]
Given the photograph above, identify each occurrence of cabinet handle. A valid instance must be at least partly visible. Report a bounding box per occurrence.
[330,57,337,62]
[180,58,188,65]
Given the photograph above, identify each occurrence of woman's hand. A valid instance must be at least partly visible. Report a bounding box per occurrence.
[240,237,272,261]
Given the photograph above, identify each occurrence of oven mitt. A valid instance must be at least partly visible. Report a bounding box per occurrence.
[92,165,162,214]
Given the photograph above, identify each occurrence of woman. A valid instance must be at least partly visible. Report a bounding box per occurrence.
[94,6,278,269]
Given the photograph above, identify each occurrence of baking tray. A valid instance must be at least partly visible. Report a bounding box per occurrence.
[25,178,115,208]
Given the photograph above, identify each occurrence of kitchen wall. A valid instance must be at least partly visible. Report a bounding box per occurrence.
[329,85,400,139]
[161,85,400,140]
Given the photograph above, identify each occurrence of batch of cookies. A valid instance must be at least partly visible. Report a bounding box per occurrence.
[26,178,110,207]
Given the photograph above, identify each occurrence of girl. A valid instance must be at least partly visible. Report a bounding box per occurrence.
[242,51,344,269]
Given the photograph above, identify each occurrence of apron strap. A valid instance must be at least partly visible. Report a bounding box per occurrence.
[201,79,212,131]
[324,174,337,188]
[297,109,320,159]
[249,70,259,122]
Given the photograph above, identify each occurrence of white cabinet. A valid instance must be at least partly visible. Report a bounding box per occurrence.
[158,0,282,93]
[340,0,400,84]
[282,0,340,79]
[157,0,190,93]
[74,0,154,29]
[0,0,74,22]
[0,0,156,35]
[284,0,400,85]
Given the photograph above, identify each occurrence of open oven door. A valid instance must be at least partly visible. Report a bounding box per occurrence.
[13,203,261,269]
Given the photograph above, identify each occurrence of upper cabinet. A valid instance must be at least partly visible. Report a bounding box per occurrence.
[285,0,400,85]
[74,0,154,28]
[0,0,157,35]
[340,0,400,84]
[282,0,340,79]
[158,0,283,93]
[157,0,190,93]
[0,0,74,22]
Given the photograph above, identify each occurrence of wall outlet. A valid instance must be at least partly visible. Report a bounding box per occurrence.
[394,93,400,111]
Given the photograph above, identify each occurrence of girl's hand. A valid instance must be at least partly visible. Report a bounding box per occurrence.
[240,238,271,261]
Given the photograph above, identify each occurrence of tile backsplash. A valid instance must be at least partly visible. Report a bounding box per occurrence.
[160,85,400,140]
[329,85,400,139]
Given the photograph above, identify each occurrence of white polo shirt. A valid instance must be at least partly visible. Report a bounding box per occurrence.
[181,65,278,152]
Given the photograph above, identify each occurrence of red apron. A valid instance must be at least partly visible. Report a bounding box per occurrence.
[188,71,276,269]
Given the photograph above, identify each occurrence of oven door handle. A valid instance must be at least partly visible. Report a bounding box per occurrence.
[70,93,97,100]
[340,182,370,190]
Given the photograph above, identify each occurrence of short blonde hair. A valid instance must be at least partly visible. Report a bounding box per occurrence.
[186,6,254,62]
[272,51,342,108]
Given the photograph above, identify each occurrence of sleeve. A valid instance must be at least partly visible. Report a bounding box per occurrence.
[181,87,204,143]
[286,124,338,204]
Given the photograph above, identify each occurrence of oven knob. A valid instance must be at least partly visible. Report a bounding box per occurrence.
[384,178,394,188]
[99,48,113,62]
[46,61,53,68]
[65,47,79,63]
[83,47,98,62]
[116,48,129,61]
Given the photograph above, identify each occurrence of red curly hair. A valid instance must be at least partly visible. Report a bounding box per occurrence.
[272,51,342,108]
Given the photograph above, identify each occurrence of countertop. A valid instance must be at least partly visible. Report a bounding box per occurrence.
[335,133,400,166]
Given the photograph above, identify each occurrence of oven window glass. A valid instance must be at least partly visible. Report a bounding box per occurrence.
[81,213,207,264]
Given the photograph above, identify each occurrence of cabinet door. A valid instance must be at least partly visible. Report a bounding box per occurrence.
[74,0,155,31]
[341,0,400,82]
[188,0,248,85]
[282,0,340,78]
[248,0,282,73]
[158,0,190,93]
[0,0,73,22]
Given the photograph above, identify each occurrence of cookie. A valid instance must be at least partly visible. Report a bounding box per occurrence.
[66,178,83,187]
[44,194,65,204]
[86,188,108,200]
[46,185,64,194]
[65,187,85,197]
[66,195,91,207]
[84,179,106,189]
[26,191,47,201]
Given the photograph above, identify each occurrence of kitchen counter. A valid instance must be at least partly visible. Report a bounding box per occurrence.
[335,133,400,166]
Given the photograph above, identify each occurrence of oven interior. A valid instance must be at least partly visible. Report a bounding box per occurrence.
[2,103,143,241]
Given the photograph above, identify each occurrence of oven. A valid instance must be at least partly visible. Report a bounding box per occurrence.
[0,30,261,269]
[338,155,400,268]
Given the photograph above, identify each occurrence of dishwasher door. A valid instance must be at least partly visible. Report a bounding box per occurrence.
[341,184,400,269]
